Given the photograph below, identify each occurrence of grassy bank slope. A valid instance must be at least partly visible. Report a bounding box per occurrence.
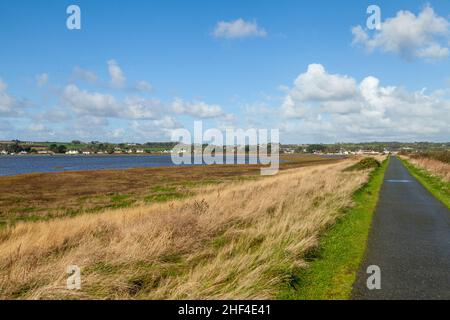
[401,158,450,209]
[279,157,389,300]
[0,159,367,299]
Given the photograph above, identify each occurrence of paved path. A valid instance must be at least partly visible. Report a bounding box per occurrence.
[352,156,450,299]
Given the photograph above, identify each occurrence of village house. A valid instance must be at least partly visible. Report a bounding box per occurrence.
[37,150,54,155]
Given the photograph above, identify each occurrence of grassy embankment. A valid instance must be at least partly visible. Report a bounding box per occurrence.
[0,154,336,226]
[400,156,450,209]
[279,156,389,300]
[0,157,371,299]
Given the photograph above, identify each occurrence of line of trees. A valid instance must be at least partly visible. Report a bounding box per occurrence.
[1,142,32,154]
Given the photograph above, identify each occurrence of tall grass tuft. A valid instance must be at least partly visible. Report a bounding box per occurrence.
[0,159,371,299]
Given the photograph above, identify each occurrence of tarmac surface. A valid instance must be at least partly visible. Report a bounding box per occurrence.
[352,156,450,300]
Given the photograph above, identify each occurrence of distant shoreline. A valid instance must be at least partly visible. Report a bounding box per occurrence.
[0,152,281,157]
[0,153,172,157]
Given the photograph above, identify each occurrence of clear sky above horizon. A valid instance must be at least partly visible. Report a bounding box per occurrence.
[1,0,449,143]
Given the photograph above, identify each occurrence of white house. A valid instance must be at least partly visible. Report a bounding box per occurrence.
[66,150,79,155]
[37,150,54,155]
[171,148,187,154]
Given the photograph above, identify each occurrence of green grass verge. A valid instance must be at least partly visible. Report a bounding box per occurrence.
[279,156,389,300]
[401,158,450,209]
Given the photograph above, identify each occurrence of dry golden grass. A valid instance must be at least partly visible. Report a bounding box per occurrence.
[0,154,336,222]
[405,156,450,182]
[0,159,369,300]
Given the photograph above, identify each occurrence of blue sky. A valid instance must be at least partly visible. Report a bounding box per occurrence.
[0,0,449,143]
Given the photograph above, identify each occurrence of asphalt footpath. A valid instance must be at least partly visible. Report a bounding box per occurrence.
[352,156,450,300]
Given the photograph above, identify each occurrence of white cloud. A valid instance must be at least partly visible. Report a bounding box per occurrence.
[352,6,450,61]
[107,59,126,88]
[213,18,267,39]
[172,98,224,118]
[289,64,357,101]
[62,84,119,117]
[121,96,161,119]
[416,43,449,60]
[60,85,161,120]
[280,64,450,142]
[36,73,49,87]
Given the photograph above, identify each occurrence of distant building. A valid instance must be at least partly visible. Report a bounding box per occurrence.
[357,150,381,155]
[82,151,91,155]
[37,150,54,155]
[0,150,8,155]
[66,150,79,155]
[171,148,187,154]
[136,149,145,153]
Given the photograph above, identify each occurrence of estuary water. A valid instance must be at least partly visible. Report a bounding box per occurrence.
[0,155,270,176]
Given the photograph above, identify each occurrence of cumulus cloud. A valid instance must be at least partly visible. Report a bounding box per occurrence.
[352,6,450,61]
[289,64,357,101]
[36,73,49,87]
[61,84,119,117]
[107,59,126,88]
[172,98,224,118]
[121,96,161,119]
[280,64,450,141]
[213,18,267,39]
[60,84,161,120]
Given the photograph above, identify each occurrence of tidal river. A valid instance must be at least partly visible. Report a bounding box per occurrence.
[0,155,269,176]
